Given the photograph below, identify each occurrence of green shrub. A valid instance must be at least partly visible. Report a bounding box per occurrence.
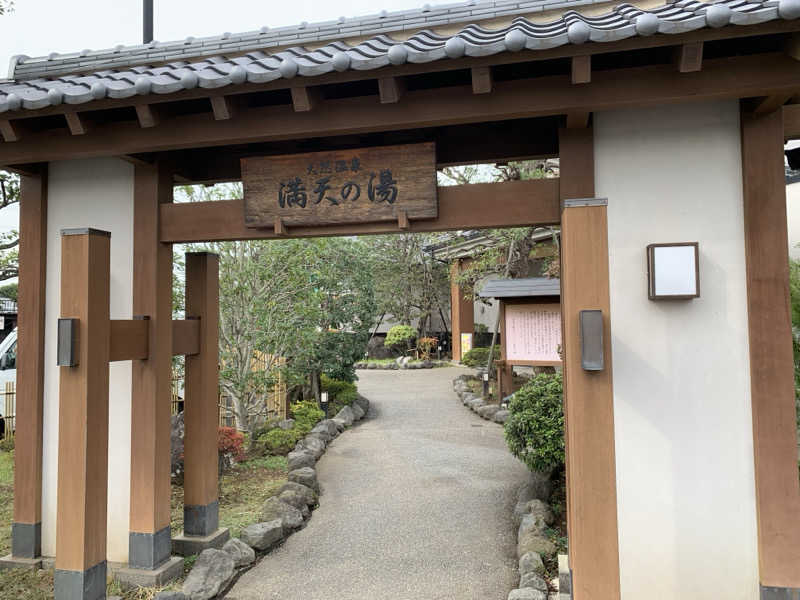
[291,400,325,435]
[258,427,301,455]
[384,325,417,350]
[462,346,494,369]
[504,372,564,473]
[321,374,358,415]
[0,435,13,453]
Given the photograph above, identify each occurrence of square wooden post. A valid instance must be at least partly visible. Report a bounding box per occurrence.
[450,258,474,361]
[2,168,47,568]
[174,252,228,554]
[54,229,110,600]
[559,126,621,600]
[120,163,183,584]
[741,106,800,594]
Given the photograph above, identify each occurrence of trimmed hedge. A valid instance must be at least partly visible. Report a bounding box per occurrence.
[504,372,565,473]
[461,346,492,368]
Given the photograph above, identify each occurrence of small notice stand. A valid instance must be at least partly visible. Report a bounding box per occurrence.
[479,278,562,400]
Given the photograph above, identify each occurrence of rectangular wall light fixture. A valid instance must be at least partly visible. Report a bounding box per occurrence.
[580,309,604,371]
[647,242,699,300]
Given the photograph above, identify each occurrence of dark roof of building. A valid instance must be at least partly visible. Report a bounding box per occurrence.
[1,0,797,113]
[478,277,561,297]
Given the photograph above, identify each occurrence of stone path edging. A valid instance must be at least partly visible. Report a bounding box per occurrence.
[452,374,510,425]
[154,394,371,600]
[356,359,449,370]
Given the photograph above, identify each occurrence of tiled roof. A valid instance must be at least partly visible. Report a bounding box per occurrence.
[1,0,798,114]
[478,277,561,297]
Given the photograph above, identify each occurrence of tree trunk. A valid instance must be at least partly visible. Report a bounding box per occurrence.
[310,370,322,402]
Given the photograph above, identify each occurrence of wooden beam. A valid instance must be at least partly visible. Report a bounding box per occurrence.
[676,42,704,73]
[0,120,20,143]
[450,259,475,361]
[128,163,173,569]
[741,106,800,588]
[117,154,155,168]
[210,96,234,121]
[160,178,560,243]
[2,52,800,166]
[752,93,793,115]
[471,67,492,94]
[785,32,800,61]
[559,127,621,600]
[109,319,149,361]
[64,112,87,136]
[378,77,405,104]
[55,229,110,581]
[274,217,287,236]
[183,252,220,537]
[172,318,200,356]
[12,167,47,559]
[566,111,590,129]
[571,55,591,84]
[290,86,317,112]
[135,104,159,128]
[397,210,410,230]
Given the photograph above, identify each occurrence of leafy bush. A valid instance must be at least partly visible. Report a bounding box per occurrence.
[291,400,325,435]
[218,427,246,462]
[0,435,13,453]
[259,427,302,455]
[384,325,417,351]
[417,337,438,360]
[462,346,494,369]
[322,374,358,415]
[504,372,565,473]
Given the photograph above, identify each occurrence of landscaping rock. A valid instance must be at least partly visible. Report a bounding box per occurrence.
[353,394,369,414]
[468,398,486,411]
[304,432,330,451]
[279,481,318,506]
[312,419,339,438]
[277,419,295,430]
[331,417,347,431]
[334,405,355,426]
[367,362,379,369]
[154,593,186,600]
[508,589,547,600]
[261,497,304,530]
[307,427,333,443]
[518,471,553,505]
[240,520,284,551]
[461,393,476,406]
[476,404,500,419]
[493,409,510,424]
[520,571,548,592]
[519,511,551,539]
[287,450,316,472]
[517,530,557,558]
[288,467,319,492]
[296,435,325,459]
[519,552,545,576]
[182,548,235,600]
[279,489,310,512]
[350,402,365,421]
[222,538,255,568]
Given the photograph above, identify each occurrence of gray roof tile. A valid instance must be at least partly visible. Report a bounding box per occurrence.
[478,277,561,298]
[1,0,798,114]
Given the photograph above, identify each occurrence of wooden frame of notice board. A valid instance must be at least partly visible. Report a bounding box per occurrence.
[495,297,562,400]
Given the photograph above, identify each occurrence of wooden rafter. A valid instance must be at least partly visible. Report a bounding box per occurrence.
[471,66,493,94]
[566,111,590,128]
[210,96,234,121]
[64,112,87,135]
[751,93,793,115]
[571,56,591,84]
[676,42,704,73]
[378,77,405,104]
[290,86,317,112]
[0,120,20,143]
[135,104,159,128]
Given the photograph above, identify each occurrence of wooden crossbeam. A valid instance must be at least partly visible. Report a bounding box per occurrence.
[378,77,405,104]
[752,93,794,115]
[64,112,87,135]
[160,178,561,243]
[566,111,591,129]
[109,319,149,361]
[676,42,704,73]
[210,96,234,121]
[471,67,493,94]
[571,56,591,84]
[135,104,159,128]
[0,120,20,142]
[172,318,200,356]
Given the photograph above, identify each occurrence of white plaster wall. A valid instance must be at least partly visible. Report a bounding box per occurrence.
[594,102,759,599]
[786,181,800,260]
[42,158,134,563]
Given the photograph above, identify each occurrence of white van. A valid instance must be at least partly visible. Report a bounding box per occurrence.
[0,328,17,432]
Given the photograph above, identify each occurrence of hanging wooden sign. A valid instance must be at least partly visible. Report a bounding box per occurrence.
[242,142,437,228]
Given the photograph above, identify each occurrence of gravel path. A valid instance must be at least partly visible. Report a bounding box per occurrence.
[227,367,529,600]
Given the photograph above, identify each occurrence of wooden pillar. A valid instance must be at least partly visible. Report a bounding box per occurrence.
[559,126,621,600]
[54,229,110,600]
[127,164,175,571]
[8,168,47,563]
[497,301,513,398]
[450,258,474,361]
[180,252,224,543]
[741,106,800,592]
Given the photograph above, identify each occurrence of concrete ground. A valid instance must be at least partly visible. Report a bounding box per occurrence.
[226,367,530,600]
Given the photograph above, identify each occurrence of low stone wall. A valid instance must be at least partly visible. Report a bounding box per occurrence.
[156,394,371,600]
[356,358,449,370]
[452,374,509,425]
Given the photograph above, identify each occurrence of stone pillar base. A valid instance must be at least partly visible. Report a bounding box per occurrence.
[114,556,184,590]
[0,555,42,571]
[184,501,219,537]
[54,561,106,600]
[762,586,800,599]
[172,527,229,557]
[11,521,41,559]
[128,527,172,570]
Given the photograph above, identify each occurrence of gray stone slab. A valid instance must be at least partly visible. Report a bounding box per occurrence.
[0,554,43,571]
[761,586,800,600]
[172,527,230,557]
[114,556,183,590]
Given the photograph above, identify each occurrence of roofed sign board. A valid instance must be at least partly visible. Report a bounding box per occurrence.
[242,142,437,228]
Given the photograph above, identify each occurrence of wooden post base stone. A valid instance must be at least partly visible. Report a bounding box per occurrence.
[54,561,106,600]
[172,528,230,557]
[128,526,172,570]
[114,556,184,590]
